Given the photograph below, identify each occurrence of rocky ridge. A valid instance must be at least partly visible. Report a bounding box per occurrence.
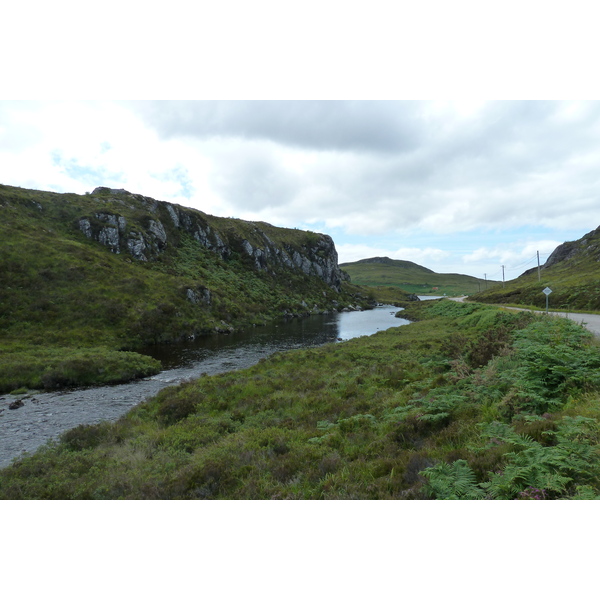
[79,187,345,291]
[543,225,600,269]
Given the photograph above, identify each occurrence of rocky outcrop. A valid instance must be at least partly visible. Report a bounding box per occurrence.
[543,225,600,269]
[78,212,167,261]
[186,286,212,306]
[78,188,345,291]
[236,233,343,290]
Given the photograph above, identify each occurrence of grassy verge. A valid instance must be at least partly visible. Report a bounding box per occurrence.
[470,262,600,312]
[3,300,599,499]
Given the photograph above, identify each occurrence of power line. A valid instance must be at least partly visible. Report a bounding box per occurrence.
[505,255,538,271]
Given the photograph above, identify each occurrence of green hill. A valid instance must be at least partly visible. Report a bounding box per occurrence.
[471,226,600,311]
[0,184,383,392]
[340,256,493,296]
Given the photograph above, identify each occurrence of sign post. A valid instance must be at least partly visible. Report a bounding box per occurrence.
[543,287,552,314]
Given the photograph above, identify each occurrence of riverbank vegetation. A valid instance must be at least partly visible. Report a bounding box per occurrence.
[1,184,410,393]
[3,300,600,499]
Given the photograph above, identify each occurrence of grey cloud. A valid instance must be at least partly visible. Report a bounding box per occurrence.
[130,100,600,235]
[128,100,424,154]
[210,149,298,212]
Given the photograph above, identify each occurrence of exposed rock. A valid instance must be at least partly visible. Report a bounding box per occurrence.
[148,219,167,251]
[95,212,126,230]
[78,190,346,290]
[92,187,130,196]
[166,204,180,228]
[78,213,128,255]
[98,226,120,253]
[79,217,92,238]
[127,233,148,261]
[9,398,24,409]
[215,321,234,334]
[543,225,600,269]
[186,287,211,305]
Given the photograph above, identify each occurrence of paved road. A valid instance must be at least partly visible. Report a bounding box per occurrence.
[448,296,600,337]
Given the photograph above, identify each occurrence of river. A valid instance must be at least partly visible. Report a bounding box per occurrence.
[0,305,409,468]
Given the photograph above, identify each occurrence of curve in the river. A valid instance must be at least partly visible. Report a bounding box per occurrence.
[0,306,409,468]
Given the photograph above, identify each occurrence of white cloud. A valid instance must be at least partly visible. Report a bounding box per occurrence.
[337,243,450,267]
[462,239,563,280]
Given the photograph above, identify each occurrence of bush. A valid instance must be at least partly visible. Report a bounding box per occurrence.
[61,423,111,451]
[157,393,203,426]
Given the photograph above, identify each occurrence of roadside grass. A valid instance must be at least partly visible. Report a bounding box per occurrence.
[463,298,600,316]
[3,300,600,499]
[471,246,600,311]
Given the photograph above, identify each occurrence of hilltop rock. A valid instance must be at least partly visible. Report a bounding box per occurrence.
[543,225,600,269]
[92,187,129,195]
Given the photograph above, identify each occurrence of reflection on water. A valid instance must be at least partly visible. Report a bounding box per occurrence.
[141,305,410,371]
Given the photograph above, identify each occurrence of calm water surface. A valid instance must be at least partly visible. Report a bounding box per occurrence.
[141,304,409,370]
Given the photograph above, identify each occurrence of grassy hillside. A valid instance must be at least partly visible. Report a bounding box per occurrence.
[0,184,394,392]
[3,300,600,499]
[340,257,493,296]
[471,226,600,311]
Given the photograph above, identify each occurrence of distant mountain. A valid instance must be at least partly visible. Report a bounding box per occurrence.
[471,225,600,310]
[343,256,435,274]
[340,256,491,296]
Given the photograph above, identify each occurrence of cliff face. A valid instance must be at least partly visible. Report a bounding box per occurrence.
[78,187,344,291]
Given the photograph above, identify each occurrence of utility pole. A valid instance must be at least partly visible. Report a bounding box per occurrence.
[502,265,505,288]
[484,273,487,290]
[537,251,541,282]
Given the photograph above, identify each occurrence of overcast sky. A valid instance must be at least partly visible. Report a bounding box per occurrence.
[3,99,600,280]
[5,0,600,577]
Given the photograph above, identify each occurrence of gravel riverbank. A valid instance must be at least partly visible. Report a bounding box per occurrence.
[0,347,272,469]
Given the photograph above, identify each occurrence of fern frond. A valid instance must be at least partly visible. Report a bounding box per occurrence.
[421,460,485,500]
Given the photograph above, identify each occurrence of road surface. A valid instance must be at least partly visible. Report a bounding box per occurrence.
[448,296,600,337]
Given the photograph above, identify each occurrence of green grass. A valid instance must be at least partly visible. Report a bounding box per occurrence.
[3,300,600,499]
